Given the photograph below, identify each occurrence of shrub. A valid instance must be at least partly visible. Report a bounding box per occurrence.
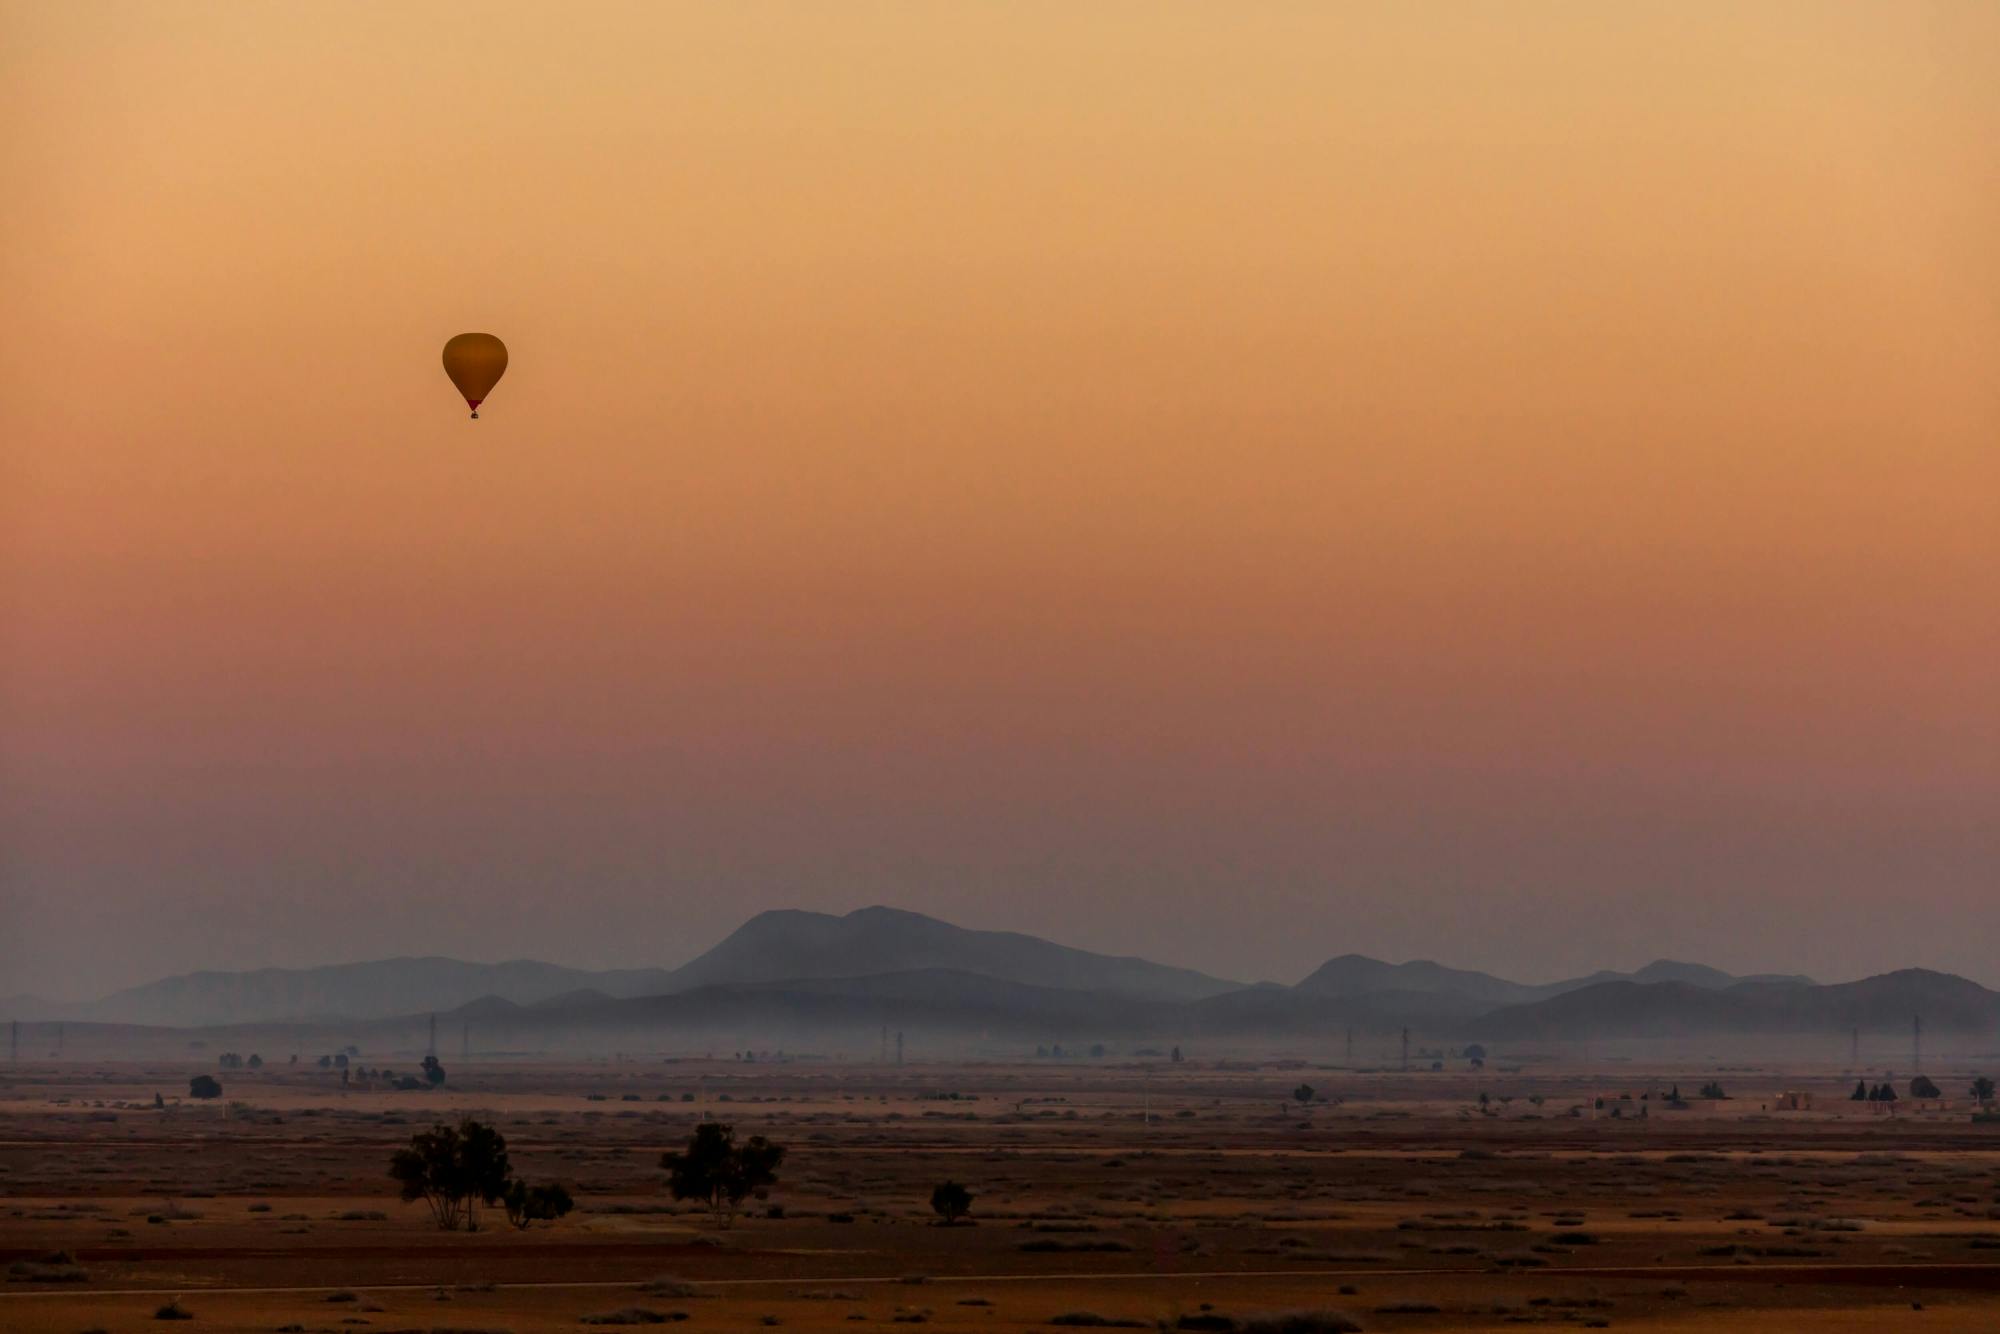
[1049,1314,1145,1328]
[504,1180,575,1230]
[154,1300,194,1320]
[579,1309,687,1325]
[1019,1238,1134,1253]
[931,1181,974,1226]
[1240,1314,1362,1334]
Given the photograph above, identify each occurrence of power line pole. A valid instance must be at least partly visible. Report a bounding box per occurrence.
[8,1020,16,1065]
[881,1025,889,1063]
[427,1014,437,1060]
[1912,1014,1922,1074]
[1344,1026,1353,1064]
[461,1021,470,1061]
[1850,1026,1858,1070]
[1400,1027,1409,1073]
[896,1031,905,1066]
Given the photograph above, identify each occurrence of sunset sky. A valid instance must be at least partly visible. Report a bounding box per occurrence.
[3,2,1996,1000]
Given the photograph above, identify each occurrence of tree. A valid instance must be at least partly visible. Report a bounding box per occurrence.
[218,1052,243,1070]
[1170,1045,1183,1064]
[1698,1081,1726,1100]
[247,1053,263,1069]
[661,1122,785,1225]
[1462,1044,1487,1061]
[1972,1077,1996,1105]
[188,1074,222,1100]
[503,1180,574,1230]
[930,1180,974,1225]
[389,1119,513,1231]
[1851,1079,1868,1101]
[421,1054,446,1086]
[1293,1083,1314,1107]
[1910,1075,1941,1100]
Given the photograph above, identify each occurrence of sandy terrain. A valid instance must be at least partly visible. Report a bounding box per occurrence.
[5,1059,1998,1332]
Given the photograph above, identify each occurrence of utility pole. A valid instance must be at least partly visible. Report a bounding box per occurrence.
[1912,1014,1922,1074]
[1400,1027,1409,1073]
[895,1031,905,1066]
[8,1020,16,1065]
[427,1014,437,1060]
[1850,1027,1859,1070]
[1344,1026,1353,1064]
[881,1025,889,1063]
[55,1023,63,1058]
[461,1021,470,1061]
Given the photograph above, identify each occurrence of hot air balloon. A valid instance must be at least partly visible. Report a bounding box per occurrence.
[442,333,508,419]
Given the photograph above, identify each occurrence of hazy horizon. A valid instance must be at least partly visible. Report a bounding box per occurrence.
[5,3,1996,1003]
[0,898,1978,1010]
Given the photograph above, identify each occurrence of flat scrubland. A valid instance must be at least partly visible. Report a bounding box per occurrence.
[4,1058,1999,1332]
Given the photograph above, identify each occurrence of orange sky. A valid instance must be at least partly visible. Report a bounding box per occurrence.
[2,2,1996,998]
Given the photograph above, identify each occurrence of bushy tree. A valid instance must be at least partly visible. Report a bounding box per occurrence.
[188,1074,222,1100]
[1851,1079,1868,1101]
[503,1180,574,1230]
[389,1119,513,1231]
[1910,1075,1941,1100]
[1293,1083,1314,1106]
[1698,1081,1726,1100]
[660,1122,785,1225]
[930,1180,973,1225]
[1972,1076,1996,1105]
[421,1054,446,1086]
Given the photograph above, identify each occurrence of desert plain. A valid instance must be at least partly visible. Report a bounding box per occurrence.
[5,1056,1999,1334]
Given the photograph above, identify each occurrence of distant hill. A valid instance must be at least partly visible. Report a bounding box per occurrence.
[40,958,680,1027]
[1293,954,1815,1008]
[1293,955,1541,1008]
[662,907,1241,1002]
[1470,968,1998,1041]
[18,901,1953,1047]
[7,906,1240,1027]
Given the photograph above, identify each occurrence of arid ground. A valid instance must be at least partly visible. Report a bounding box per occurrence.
[5,1058,1999,1332]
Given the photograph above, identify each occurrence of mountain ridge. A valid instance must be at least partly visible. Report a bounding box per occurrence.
[11,905,1970,1046]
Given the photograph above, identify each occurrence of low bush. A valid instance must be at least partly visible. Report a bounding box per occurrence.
[579,1309,687,1325]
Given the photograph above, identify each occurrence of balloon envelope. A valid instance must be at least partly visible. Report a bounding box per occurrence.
[442,333,508,416]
